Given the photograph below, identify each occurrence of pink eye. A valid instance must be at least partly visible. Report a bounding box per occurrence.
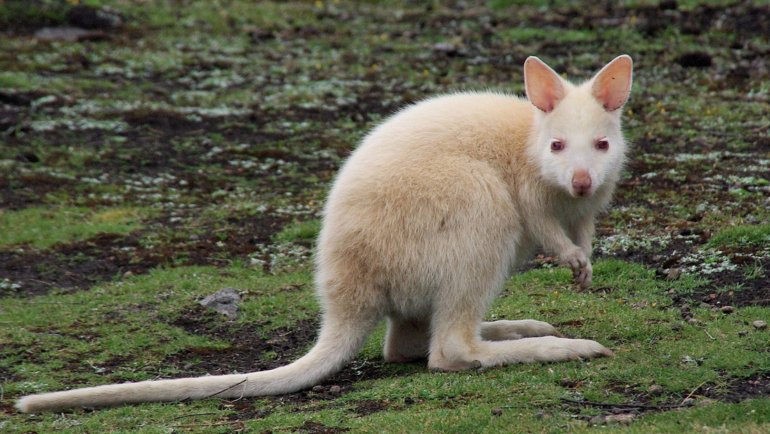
[595,138,609,151]
[550,139,564,152]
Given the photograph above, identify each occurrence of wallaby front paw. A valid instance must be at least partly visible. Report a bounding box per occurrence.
[561,248,592,288]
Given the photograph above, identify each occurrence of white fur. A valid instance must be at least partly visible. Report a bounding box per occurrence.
[16,55,632,412]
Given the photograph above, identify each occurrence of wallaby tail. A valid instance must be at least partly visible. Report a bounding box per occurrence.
[15,314,378,413]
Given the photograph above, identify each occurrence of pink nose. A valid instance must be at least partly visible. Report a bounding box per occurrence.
[572,170,592,196]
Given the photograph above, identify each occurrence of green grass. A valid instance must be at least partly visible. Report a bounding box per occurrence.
[3,261,769,432]
[708,223,770,249]
[2,0,769,432]
[274,219,322,244]
[0,207,145,248]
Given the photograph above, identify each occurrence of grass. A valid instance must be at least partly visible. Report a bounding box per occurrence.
[0,207,144,248]
[707,223,770,249]
[274,219,322,244]
[3,261,769,432]
[1,0,770,432]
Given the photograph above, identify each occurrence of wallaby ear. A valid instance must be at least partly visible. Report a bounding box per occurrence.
[524,56,565,113]
[591,55,633,111]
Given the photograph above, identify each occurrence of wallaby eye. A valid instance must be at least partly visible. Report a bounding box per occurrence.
[550,139,564,152]
[595,138,609,151]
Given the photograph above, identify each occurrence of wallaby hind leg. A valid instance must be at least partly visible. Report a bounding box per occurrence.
[480,320,561,341]
[383,317,430,363]
[428,285,611,371]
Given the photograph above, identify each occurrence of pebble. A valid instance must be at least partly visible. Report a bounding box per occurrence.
[491,408,503,416]
[687,318,701,325]
[720,305,735,314]
[311,385,324,393]
[666,268,681,280]
[199,288,241,319]
[329,385,342,394]
[647,384,664,395]
[606,414,636,424]
[752,320,767,330]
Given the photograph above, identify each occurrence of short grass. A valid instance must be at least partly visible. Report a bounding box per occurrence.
[2,0,769,432]
[0,206,145,248]
[3,261,769,433]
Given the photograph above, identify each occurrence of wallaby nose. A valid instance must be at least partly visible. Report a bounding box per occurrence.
[572,170,592,196]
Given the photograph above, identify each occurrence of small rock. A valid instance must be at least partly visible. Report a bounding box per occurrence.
[605,413,636,424]
[34,27,107,42]
[491,408,503,416]
[720,305,735,314]
[199,288,241,319]
[589,415,605,425]
[432,42,462,57]
[687,318,701,325]
[311,385,324,393]
[122,271,134,278]
[738,330,748,337]
[329,385,342,394]
[666,268,681,280]
[671,323,683,331]
[647,384,664,395]
[752,320,767,330]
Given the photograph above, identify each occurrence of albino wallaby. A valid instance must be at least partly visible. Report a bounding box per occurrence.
[16,55,633,412]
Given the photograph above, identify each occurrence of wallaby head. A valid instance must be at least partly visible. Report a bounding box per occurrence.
[524,55,633,198]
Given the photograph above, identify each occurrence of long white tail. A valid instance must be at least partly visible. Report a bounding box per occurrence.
[15,317,375,413]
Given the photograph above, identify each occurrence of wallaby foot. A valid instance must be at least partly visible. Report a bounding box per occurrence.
[480,319,561,341]
[429,326,612,372]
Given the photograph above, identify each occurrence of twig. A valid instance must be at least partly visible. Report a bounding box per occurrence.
[171,412,221,421]
[561,397,687,410]
[747,298,770,306]
[704,329,716,341]
[171,421,243,429]
[680,381,707,406]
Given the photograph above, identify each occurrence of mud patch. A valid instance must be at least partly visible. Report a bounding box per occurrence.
[705,372,770,403]
[683,264,770,309]
[0,210,292,297]
[563,371,770,425]
[163,304,317,375]
[350,399,395,416]
[293,421,349,433]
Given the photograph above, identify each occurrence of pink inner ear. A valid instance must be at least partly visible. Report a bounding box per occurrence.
[524,57,565,113]
[592,56,633,111]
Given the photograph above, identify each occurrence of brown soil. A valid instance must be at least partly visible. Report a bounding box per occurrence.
[0,211,292,297]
